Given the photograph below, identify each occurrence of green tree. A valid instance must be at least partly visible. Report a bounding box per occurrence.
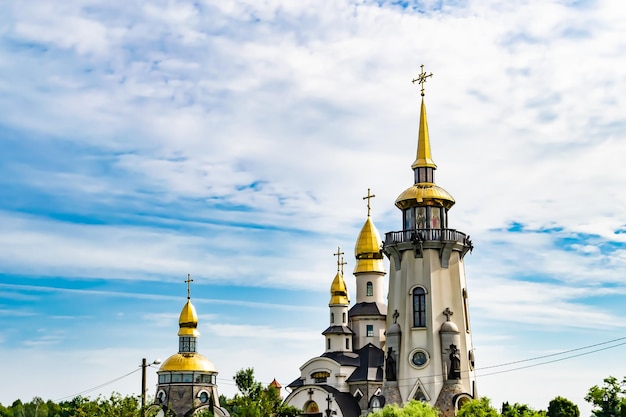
[501,402,545,417]
[585,376,626,417]
[368,400,438,417]
[226,368,300,417]
[547,396,580,417]
[457,397,499,417]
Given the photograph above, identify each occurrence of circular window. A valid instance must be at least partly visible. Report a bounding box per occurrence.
[410,349,429,368]
[199,392,209,403]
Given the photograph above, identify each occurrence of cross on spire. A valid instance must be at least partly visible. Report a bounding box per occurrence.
[185,273,193,300]
[340,256,347,276]
[412,64,433,97]
[363,188,376,217]
[333,246,344,272]
[443,307,454,321]
[392,309,400,324]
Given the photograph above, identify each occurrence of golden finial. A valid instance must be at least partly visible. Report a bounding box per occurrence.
[412,64,433,97]
[185,273,193,300]
[333,246,345,272]
[363,188,376,217]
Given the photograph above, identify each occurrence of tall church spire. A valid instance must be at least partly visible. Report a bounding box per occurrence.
[411,65,436,171]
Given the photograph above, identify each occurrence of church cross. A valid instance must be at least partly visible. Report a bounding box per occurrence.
[340,256,347,276]
[185,274,193,300]
[443,307,454,321]
[363,188,376,217]
[333,246,344,272]
[392,309,400,324]
[412,64,433,97]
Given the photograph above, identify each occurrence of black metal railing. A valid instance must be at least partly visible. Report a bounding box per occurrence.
[384,228,469,246]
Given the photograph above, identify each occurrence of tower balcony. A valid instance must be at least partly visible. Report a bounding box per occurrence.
[383,229,473,269]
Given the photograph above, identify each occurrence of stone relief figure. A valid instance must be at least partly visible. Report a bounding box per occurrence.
[385,347,397,381]
[448,344,461,380]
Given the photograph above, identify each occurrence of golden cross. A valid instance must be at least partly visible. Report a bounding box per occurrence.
[363,188,376,217]
[333,246,344,272]
[185,273,193,299]
[412,64,433,97]
[340,256,347,276]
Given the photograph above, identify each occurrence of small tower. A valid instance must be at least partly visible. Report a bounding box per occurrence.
[323,247,354,353]
[382,66,476,414]
[349,189,387,351]
[154,275,229,417]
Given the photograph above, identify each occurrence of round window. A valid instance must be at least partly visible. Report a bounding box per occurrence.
[199,392,209,403]
[410,349,429,368]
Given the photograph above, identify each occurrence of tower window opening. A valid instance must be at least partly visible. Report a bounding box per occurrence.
[342,312,346,323]
[429,207,441,229]
[366,325,374,337]
[327,338,331,350]
[413,287,427,327]
[346,338,350,349]
[331,312,334,324]
[179,336,197,353]
[366,281,373,296]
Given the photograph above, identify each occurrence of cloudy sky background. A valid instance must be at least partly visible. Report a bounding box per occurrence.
[1,0,625,415]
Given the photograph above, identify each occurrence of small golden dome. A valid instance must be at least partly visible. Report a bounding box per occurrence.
[395,183,455,210]
[159,352,217,372]
[354,217,385,275]
[329,272,349,306]
[178,300,199,337]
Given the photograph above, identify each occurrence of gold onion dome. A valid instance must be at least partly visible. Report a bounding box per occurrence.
[354,217,385,275]
[178,299,199,337]
[329,272,349,306]
[396,97,455,211]
[159,353,217,372]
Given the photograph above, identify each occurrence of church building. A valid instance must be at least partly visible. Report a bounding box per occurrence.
[284,67,477,417]
[152,276,230,417]
[283,203,389,417]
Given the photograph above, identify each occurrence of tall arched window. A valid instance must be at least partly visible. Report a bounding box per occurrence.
[342,312,346,323]
[366,281,373,296]
[330,312,334,324]
[413,287,426,327]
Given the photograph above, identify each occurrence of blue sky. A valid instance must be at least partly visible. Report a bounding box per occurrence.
[1,0,625,415]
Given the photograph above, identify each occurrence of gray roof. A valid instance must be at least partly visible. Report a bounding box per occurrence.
[322,325,355,336]
[346,343,384,382]
[321,351,360,366]
[320,385,361,417]
[348,302,387,317]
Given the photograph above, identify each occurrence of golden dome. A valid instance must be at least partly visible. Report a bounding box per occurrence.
[411,97,437,169]
[159,352,217,372]
[329,272,349,306]
[354,217,385,275]
[395,183,455,210]
[178,299,199,337]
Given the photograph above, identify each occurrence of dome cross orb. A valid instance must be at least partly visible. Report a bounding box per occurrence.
[185,273,194,300]
[412,64,433,97]
[363,188,376,217]
[333,246,345,272]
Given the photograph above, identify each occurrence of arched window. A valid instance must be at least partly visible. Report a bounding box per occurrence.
[342,312,346,323]
[327,338,331,350]
[346,338,350,349]
[330,312,334,324]
[413,287,426,327]
[366,281,373,296]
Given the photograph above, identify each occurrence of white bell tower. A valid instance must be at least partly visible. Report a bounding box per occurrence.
[382,66,477,416]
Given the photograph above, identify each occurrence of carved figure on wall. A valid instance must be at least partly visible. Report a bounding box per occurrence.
[448,344,461,380]
[385,347,397,381]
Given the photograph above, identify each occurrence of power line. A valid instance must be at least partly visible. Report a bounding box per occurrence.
[476,341,626,378]
[476,336,626,371]
[54,368,141,402]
